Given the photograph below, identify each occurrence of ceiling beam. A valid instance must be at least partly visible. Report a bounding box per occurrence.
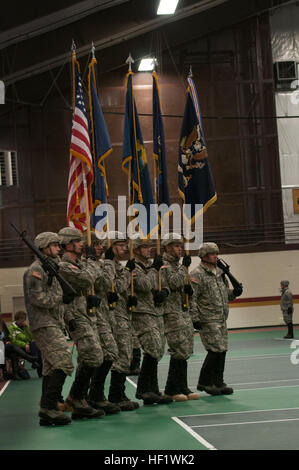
[3,0,228,86]
[0,0,130,50]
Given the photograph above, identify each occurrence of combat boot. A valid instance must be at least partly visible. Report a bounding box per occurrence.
[88,361,120,414]
[180,359,200,400]
[109,370,139,411]
[164,357,188,402]
[214,352,233,395]
[127,348,141,376]
[67,363,105,419]
[136,353,161,405]
[284,323,294,339]
[150,357,173,405]
[197,351,222,395]
[39,370,71,426]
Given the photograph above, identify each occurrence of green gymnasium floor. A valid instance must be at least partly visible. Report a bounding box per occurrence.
[1,327,299,451]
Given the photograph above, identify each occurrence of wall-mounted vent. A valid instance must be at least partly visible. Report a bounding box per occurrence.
[0,151,18,186]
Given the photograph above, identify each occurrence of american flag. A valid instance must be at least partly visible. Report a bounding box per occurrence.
[67,53,93,230]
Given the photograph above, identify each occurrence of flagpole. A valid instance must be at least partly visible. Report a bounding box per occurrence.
[126,53,135,302]
[88,42,116,308]
[71,41,95,310]
[183,66,194,310]
[152,63,162,291]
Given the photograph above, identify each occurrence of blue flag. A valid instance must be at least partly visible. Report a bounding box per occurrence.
[153,72,170,210]
[122,72,156,239]
[178,76,216,223]
[88,57,112,233]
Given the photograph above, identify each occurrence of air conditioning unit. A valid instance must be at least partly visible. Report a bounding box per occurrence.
[274,61,298,90]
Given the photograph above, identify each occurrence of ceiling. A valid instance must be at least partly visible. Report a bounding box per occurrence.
[0,0,293,107]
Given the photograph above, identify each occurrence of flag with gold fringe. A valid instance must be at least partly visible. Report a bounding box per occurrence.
[88,55,112,234]
[122,71,156,238]
[178,75,216,224]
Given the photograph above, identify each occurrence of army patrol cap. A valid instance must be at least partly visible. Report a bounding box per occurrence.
[34,232,60,249]
[198,242,219,259]
[58,227,83,244]
[161,233,184,247]
[102,231,127,247]
[280,280,289,287]
[132,235,152,250]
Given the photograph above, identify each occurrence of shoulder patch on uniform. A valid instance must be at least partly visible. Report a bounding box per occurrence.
[191,277,200,284]
[32,271,42,279]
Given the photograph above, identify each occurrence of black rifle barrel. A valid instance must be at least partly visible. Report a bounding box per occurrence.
[11,223,76,296]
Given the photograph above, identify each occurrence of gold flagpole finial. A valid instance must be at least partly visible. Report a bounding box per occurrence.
[126,53,134,72]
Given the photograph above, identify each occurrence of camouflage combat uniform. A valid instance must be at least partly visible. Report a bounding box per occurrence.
[161,253,193,360]
[190,262,235,353]
[280,280,294,339]
[161,250,199,401]
[60,253,103,367]
[93,258,118,363]
[190,242,238,396]
[132,259,165,361]
[23,258,74,377]
[280,284,294,325]
[111,260,133,373]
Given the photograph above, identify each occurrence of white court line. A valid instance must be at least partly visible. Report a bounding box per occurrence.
[178,406,299,419]
[160,354,290,365]
[192,417,299,429]
[0,380,10,396]
[234,384,299,392]
[187,378,299,389]
[228,378,299,386]
[172,416,217,450]
[126,377,137,388]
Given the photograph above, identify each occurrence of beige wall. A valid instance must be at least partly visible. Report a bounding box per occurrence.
[0,250,298,328]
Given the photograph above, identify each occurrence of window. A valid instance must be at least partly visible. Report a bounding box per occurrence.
[0,151,18,186]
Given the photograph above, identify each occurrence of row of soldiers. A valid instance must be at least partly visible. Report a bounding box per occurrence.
[23,228,240,426]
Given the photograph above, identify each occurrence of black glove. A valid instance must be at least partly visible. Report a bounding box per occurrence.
[87,295,101,309]
[68,319,77,332]
[107,291,119,304]
[151,254,164,271]
[152,288,169,306]
[233,285,243,297]
[105,246,115,260]
[193,321,202,331]
[182,254,192,267]
[287,307,294,314]
[125,259,136,272]
[184,284,194,297]
[127,295,138,308]
[63,292,75,304]
[85,246,97,261]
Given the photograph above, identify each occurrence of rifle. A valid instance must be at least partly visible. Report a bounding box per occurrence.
[11,223,76,298]
[217,258,243,297]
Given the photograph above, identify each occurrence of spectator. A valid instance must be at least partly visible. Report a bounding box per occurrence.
[0,313,39,380]
[9,311,43,377]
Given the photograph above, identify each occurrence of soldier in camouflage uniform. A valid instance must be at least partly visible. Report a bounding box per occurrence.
[280,280,294,339]
[58,227,104,420]
[83,232,120,414]
[132,237,172,405]
[23,232,74,426]
[190,242,242,395]
[107,232,140,411]
[161,233,200,402]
